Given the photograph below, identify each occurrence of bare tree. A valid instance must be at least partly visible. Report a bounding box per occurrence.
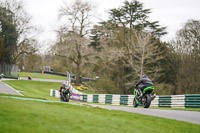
[126,32,165,86]
[176,19,200,53]
[58,0,95,85]
[171,19,200,94]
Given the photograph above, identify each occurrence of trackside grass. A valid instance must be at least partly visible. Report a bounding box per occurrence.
[0,97,199,133]
[3,80,60,101]
[19,72,66,80]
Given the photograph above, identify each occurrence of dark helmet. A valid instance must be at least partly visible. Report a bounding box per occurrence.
[142,74,147,78]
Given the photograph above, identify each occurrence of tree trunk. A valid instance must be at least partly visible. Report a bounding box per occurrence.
[76,62,81,86]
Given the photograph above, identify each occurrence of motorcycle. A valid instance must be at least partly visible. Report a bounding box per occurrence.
[61,94,69,102]
[133,85,156,108]
[60,88,70,102]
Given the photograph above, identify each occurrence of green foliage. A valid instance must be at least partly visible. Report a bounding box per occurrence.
[87,78,118,94]
[108,0,167,37]
[154,83,174,95]
[0,38,4,61]
[0,6,18,63]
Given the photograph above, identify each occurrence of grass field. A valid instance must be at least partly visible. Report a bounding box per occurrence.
[0,96,200,133]
[19,72,66,80]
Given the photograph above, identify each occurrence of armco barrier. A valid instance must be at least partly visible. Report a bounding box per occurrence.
[120,95,128,105]
[50,89,60,98]
[171,95,185,108]
[151,97,159,107]
[50,90,200,108]
[87,94,93,103]
[158,96,171,107]
[185,94,200,108]
[82,94,87,102]
[71,93,82,101]
[93,94,99,103]
[112,95,120,105]
[127,95,134,106]
[79,94,200,108]
[98,94,106,104]
[105,94,112,104]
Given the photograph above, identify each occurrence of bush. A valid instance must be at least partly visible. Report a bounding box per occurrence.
[154,83,174,95]
[87,78,117,94]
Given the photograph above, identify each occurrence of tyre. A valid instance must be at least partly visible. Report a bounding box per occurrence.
[143,94,151,108]
[60,96,64,102]
[66,95,69,102]
[133,98,138,108]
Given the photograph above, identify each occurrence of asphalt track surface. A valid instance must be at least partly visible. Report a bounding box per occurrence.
[0,79,23,96]
[87,104,200,125]
[0,78,200,125]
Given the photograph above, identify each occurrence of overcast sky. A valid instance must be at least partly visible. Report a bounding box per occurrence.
[22,0,200,51]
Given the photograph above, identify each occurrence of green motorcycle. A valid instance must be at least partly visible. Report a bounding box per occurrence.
[133,85,156,108]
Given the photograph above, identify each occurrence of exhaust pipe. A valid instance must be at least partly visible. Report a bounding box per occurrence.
[151,93,157,101]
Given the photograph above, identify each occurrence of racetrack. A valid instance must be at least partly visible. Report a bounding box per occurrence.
[87,104,200,125]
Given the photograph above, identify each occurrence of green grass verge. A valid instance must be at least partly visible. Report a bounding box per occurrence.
[0,97,199,133]
[3,80,60,101]
[19,72,66,80]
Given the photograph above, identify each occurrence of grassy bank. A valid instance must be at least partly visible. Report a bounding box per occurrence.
[3,80,60,101]
[19,72,66,80]
[0,97,199,133]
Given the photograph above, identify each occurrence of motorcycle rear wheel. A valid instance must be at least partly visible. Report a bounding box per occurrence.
[143,94,151,108]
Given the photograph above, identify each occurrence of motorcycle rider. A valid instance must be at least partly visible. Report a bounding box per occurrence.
[135,74,154,98]
[59,82,71,101]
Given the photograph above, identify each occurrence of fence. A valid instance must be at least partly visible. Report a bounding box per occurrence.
[50,90,200,108]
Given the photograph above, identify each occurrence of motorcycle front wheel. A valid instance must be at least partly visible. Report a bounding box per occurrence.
[133,98,138,108]
[66,95,69,102]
